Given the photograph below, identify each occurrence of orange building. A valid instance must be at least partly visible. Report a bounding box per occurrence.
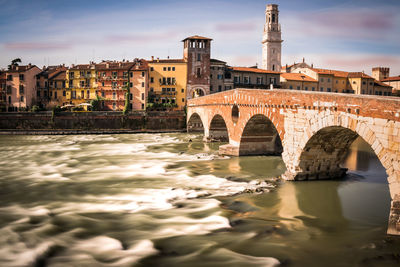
[96,59,148,111]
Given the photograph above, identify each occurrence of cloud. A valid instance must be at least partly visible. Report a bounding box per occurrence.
[215,21,258,32]
[104,31,181,45]
[4,42,72,51]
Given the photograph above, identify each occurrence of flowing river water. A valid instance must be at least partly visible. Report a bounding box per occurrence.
[0,133,399,267]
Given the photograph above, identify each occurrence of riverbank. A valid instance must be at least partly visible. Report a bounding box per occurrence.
[0,111,186,134]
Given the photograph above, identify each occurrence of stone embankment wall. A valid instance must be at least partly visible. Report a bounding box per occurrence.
[0,111,186,134]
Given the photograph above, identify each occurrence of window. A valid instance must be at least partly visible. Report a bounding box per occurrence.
[19,74,24,81]
[123,72,128,78]
[353,81,356,84]
[113,102,116,110]
[270,78,276,85]
[8,96,11,104]
[197,68,201,78]
[142,82,144,87]
[113,92,116,100]
[129,93,133,100]
[218,85,222,92]
[297,86,300,90]
[327,78,330,82]
[197,53,201,61]
[142,93,144,100]
[7,75,12,81]
[327,88,331,92]
[150,77,154,83]
[62,81,66,88]
[182,98,185,103]
[272,14,275,23]
[257,77,262,85]
[37,91,41,97]
[362,81,366,85]
[320,78,324,82]
[289,85,293,89]
[142,71,145,77]
[362,90,365,94]
[217,74,223,80]
[244,76,249,84]
[172,67,175,71]
[87,90,90,98]
[320,87,324,92]
[112,72,117,79]
[80,81,85,88]
[20,96,24,102]
[80,71,84,77]
[129,82,133,88]
[336,80,338,84]
[19,85,24,94]
[305,87,308,91]
[150,87,154,92]
[163,67,167,71]
[69,72,74,79]
[168,67,171,71]
[63,91,66,97]
[210,85,213,91]
[181,89,184,93]
[369,82,373,86]
[54,92,58,99]
[234,76,240,84]
[150,67,154,71]
[112,82,117,89]
[101,91,105,97]
[130,72,133,78]
[102,82,105,87]
[312,87,315,91]
[81,90,84,98]
[102,72,106,77]
[141,103,144,109]
[272,65,275,71]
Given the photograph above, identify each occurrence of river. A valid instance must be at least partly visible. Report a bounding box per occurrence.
[0,133,399,267]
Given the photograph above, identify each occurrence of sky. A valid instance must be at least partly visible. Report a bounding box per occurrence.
[0,0,399,75]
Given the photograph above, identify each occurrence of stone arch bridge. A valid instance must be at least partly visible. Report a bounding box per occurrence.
[187,89,400,235]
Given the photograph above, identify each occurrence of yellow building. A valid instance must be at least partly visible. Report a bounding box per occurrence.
[348,72,375,95]
[147,59,187,110]
[65,64,98,107]
[48,68,67,108]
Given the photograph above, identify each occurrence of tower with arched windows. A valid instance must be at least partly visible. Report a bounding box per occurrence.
[183,35,212,99]
[262,4,283,72]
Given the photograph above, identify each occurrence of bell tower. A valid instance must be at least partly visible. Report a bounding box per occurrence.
[262,4,283,72]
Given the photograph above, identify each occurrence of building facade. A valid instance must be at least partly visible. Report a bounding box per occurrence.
[5,64,41,111]
[36,66,67,109]
[262,4,283,72]
[0,71,6,111]
[373,67,400,96]
[280,73,318,91]
[65,64,97,108]
[183,35,212,99]
[147,59,187,110]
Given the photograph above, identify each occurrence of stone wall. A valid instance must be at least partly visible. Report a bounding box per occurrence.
[0,111,186,132]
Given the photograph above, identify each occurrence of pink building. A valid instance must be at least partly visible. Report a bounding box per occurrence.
[6,64,41,111]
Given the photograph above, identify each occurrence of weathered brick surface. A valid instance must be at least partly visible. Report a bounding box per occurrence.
[188,89,400,235]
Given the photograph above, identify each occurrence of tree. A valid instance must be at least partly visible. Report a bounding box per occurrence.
[8,58,22,70]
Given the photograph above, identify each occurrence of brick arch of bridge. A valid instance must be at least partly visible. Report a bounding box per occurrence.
[281,112,400,235]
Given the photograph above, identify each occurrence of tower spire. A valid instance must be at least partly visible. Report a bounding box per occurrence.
[262,4,283,72]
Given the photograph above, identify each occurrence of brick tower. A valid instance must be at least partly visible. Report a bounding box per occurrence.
[183,35,212,99]
[372,67,390,81]
[262,4,283,72]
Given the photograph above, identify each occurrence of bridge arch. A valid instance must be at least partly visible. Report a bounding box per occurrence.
[238,114,283,156]
[187,113,205,133]
[208,114,229,142]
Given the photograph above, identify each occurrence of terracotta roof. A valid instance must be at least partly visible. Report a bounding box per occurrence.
[96,62,135,71]
[49,70,66,80]
[382,76,400,82]
[69,64,95,70]
[147,59,186,64]
[348,72,374,79]
[182,35,213,41]
[230,67,280,74]
[48,67,67,79]
[374,79,392,88]
[310,68,349,78]
[211,58,226,64]
[7,65,38,73]
[281,73,317,82]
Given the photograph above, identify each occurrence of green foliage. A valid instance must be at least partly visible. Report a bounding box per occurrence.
[31,105,42,112]
[8,58,22,70]
[90,95,104,111]
[146,101,178,111]
[123,91,130,115]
